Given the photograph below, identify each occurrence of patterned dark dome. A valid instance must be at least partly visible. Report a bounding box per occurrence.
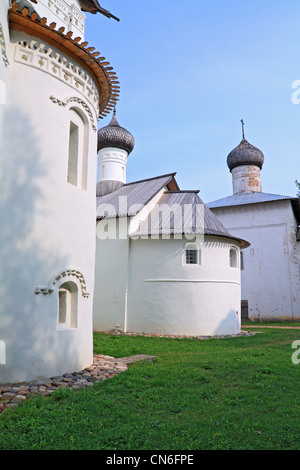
[97,111,135,155]
[227,138,264,171]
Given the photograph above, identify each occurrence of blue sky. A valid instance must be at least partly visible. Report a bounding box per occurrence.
[85,0,300,203]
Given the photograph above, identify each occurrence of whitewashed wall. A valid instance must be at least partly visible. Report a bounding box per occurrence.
[94,218,130,332]
[0,0,10,159]
[28,0,86,38]
[211,200,300,321]
[0,27,97,382]
[93,229,242,337]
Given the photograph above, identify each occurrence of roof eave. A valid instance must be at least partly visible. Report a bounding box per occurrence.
[9,2,120,118]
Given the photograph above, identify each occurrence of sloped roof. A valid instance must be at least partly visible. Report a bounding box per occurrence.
[207,191,300,225]
[9,2,119,118]
[96,173,179,219]
[96,174,249,246]
[132,190,249,246]
[207,191,296,209]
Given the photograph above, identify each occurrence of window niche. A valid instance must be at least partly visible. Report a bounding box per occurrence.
[240,251,244,270]
[67,108,88,190]
[184,243,200,265]
[229,247,238,268]
[58,281,78,328]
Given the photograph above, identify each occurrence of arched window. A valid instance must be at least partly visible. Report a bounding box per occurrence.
[230,247,238,268]
[184,243,200,265]
[58,281,78,328]
[67,108,88,189]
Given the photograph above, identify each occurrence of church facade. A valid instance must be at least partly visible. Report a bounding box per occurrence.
[1,1,277,385]
[0,0,119,383]
[93,113,248,337]
[208,134,300,321]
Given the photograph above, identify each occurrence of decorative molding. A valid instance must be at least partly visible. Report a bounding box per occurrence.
[9,4,120,118]
[14,39,99,113]
[32,0,86,35]
[50,95,97,131]
[35,269,90,298]
[144,279,241,285]
[0,23,9,67]
[35,286,54,295]
[70,3,86,34]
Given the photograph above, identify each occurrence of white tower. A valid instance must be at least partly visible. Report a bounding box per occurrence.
[0,0,120,383]
[0,0,11,155]
[23,0,87,38]
[97,109,135,196]
[227,121,264,194]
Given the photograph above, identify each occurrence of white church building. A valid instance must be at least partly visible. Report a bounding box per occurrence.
[3,0,292,386]
[0,0,120,383]
[208,132,300,321]
[93,112,249,338]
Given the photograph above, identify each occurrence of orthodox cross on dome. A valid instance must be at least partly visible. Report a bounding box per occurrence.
[240,119,245,140]
[78,0,120,21]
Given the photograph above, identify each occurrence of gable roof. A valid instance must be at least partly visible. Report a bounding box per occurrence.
[96,173,179,219]
[207,191,300,225]
[132,190,249,247]
[96,174,249,247]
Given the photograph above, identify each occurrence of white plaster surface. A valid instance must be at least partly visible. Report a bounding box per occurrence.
[0,22,97,382]
[28,0,86,38]
[97,147,128,184]
[93,229,242,337]
[211,200,300,320]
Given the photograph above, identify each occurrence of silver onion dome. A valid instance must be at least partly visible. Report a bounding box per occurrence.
[97,110,135,155]
[227,138,264,172]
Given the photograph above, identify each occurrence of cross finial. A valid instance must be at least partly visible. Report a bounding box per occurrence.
[241,119,245,139]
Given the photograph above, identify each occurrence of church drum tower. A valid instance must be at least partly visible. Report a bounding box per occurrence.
[0,0,119,383]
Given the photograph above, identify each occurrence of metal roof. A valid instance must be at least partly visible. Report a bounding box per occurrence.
[132,190,249,246]
[207,191,300,225]
[96,174,250,246]
[207,191,297,208]
[96,173,178,219]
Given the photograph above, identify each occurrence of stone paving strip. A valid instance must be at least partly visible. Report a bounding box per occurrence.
[0,354,156,415]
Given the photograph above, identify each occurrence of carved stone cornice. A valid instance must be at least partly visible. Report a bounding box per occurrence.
[9,2,120,119]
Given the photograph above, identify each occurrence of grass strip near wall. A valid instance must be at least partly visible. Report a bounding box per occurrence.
[0,328,299,450]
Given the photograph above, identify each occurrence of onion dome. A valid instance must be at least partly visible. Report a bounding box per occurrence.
[97,110,135,155]
[227,138,264,172]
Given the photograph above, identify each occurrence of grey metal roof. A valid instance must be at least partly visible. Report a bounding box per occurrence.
[207,191,297,208]
[96,173,178,219]
[96,173,249,246]
[130,190,249,247]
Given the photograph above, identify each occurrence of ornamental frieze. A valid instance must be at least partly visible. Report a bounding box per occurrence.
[14,39,99,114]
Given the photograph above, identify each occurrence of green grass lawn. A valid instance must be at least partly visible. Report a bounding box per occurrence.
[0,327,300,450]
